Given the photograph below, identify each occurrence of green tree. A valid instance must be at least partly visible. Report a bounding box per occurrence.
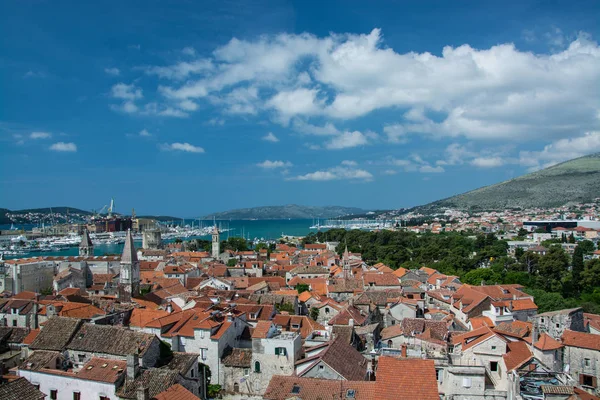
[227,258,238,267]
[537,246,569,292]
[295,283,310,294]
[578,240,596,254]
[572,246,585,294]
[309,307,320,321]
[581,259,600,292]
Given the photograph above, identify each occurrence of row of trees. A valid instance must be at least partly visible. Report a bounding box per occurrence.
[303,229,599,313]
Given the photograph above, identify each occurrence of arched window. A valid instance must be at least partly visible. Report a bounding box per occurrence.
[387,340,393,348]
[254,361,261,373]
[325,307,330,314]
[233,383,239,393]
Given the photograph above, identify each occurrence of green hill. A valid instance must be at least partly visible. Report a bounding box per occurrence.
[202,204,365,220]
[412,152,600,213]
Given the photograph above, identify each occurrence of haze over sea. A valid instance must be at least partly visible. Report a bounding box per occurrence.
[1,219,317,259]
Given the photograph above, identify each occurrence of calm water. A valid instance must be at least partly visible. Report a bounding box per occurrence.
[1,219,319,259]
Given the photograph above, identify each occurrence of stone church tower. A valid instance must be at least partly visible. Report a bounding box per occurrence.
[79,229,94,257]
[212,224,220,259]
[119,229,140,301]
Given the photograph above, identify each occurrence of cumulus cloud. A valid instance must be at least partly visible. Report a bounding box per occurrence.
[519,131,600,170]
[290,166,373,182]
[341,160,357,166]
[325,131,369,150]
[145,29,599,145]
[30,132,51,139]
[160,142,204,153]
[470,156,505,168]
[111,83,143,100]
[257,160,292,169]
[104,67,120,76]
[139,129,152,137]
[49,142,77,152]
[262,132,279,142]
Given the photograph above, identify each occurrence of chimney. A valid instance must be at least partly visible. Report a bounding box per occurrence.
[401,344,407,358]
[226,312,233,322]
[166,300,173,314]
[348,318,354,327]
[127,353,139,380]
[30,301,39,329]
[137,386,150,400]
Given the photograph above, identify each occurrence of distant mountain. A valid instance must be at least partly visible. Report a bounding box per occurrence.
[410,152,600,214]
[202,204,366,220]
[11,207,93,215]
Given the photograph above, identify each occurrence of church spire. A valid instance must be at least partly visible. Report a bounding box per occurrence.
[79,229,94,257]
[121,229,138,264]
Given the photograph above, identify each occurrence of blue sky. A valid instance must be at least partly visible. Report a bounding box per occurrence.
[1,0,599,217]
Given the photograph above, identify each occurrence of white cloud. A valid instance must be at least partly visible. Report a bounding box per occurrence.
[419,165,445,173]
[49,142,77,152]
[290,166,373,181]
[145,60,213,81]
[30,132,51,139]
[104,67,121,76]
[257,160,292,169]
[182,47,196,56]
[382,169,397,175]
[292,119,340,136]
[179,100,198,111]
[111,83,143,100]
[139,129,152,137]
[325,131,368,150]
[160,142,204,153]
[146,29,599,145]
[341,160,357,166]
[519,131,600,170]
[262,132,279,142]
[470,156,505,168]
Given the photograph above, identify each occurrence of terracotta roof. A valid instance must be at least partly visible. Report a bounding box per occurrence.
[252,321,273,339]
[166,352,199,375]
[380,324,403,340]
[493,320,532,339]
[562,329,600,351]
[503,340,532,371]
[511,298,538,311]
[376,357,439,400]
[534,333,563,351]
[470,316,494,329]
[76,357,127,383]
[298,338,368,381]
[0,377,45,400]
[584,313,600,332]
[152,384,199,400]
[222,347,252,367]
[22,328,41,345]
[264,376,377,400]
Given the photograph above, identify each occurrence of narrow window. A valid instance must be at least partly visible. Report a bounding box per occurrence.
[73,392,81,400]
[254,361,261,373]
[490,361,498,372]
[50,390,58,400]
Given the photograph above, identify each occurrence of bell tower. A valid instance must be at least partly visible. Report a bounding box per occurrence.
[79,229,94,257]
[212,223,220,259]
[119,229,140,301]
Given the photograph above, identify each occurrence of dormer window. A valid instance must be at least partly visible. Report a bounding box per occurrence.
[291,324,300,329]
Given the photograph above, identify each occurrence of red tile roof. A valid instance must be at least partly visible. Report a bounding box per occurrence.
[534,333,563,351]
[76,358,126,383]
[503,340,532,371]
[376,357,439,400]
[152,383,199,400]
[562,329,600,351]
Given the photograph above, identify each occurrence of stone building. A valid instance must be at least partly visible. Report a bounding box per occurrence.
[535,308,586,341]
[78,229,94,257]
[0,258,56,294]
[118,229,140,301]
[561,330,600,394]
[246,321,302,395]
[212,225,220,259]
[142,229,163,250]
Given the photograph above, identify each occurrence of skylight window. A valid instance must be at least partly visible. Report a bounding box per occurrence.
[291,385,301,394]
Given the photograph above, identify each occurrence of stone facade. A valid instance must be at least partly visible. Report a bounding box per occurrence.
[535,308,585,340]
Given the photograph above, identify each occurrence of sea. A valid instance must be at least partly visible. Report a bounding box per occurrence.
[0,219,319,259]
